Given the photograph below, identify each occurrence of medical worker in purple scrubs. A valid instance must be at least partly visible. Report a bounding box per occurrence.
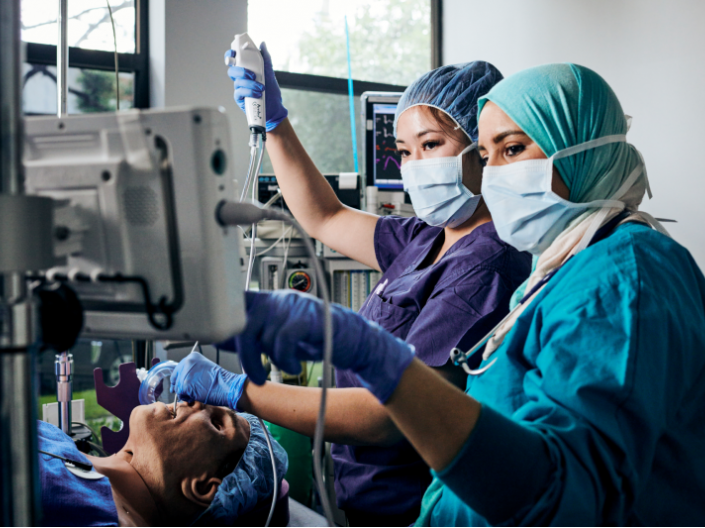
[177,63,705,526]
[177,49,530,526]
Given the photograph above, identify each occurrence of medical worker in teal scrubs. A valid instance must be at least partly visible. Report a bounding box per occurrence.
[175,63,705,526]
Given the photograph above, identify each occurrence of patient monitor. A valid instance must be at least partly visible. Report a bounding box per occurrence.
[24,107,246,342]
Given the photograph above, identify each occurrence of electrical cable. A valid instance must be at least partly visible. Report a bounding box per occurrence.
[86,441,108,457]
[39,449,93,471]
[105,0,120,111]
[71,421,101,445]
[256,223,293,258]
[279,219,294,290]
[68,420,109,456]
[217,200,335,526]
[238,135,279,528]
[27,270,178,331]
[241,190,284,239]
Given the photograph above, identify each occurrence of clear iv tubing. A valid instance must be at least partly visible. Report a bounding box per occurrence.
[241,132,279,528]
[245,138,265,289]
[240,133,261,203]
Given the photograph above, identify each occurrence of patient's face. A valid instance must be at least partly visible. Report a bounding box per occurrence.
[126,401,250,501]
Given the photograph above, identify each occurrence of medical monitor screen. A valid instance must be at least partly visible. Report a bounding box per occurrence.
[372,103,403,190]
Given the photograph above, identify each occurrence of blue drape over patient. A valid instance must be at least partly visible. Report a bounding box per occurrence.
[38,420,118,526]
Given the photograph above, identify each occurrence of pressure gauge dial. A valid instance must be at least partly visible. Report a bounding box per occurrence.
[288,270,312,293]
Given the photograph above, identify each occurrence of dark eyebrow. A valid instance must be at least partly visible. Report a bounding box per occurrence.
[417,129,441,138]
[478,130,529,153]
[397,129,444,146]
[493,130,528,143]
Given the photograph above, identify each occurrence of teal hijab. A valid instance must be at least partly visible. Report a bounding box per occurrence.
[477,63,644,305]
[477,63,641,203]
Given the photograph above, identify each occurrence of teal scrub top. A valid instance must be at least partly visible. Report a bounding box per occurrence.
[416,222,705,526]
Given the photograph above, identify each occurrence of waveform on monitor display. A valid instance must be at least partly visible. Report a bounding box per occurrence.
[374,108,402,185]
[382,156,401,171]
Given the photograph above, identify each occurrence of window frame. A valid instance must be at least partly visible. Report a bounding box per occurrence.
[23,0,150,109]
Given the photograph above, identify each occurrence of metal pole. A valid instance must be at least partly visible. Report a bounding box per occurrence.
[0,0,41,524]
[55,352,73,435]
[57,0,68,117]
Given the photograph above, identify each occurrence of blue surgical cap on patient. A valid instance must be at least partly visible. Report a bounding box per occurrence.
[394,62,504,142]
[194,413,288,526]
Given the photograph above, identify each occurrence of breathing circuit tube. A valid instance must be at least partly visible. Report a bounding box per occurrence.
[217,194,336,526]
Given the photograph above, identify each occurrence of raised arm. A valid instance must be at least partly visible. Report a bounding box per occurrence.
[227,43,379,269]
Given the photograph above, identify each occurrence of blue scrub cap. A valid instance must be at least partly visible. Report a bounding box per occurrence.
[477,63,642,204]
[394,61,504,142]
[194,413,288,525]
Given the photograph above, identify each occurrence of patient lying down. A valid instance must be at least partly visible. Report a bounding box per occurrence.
[38,401,288,527]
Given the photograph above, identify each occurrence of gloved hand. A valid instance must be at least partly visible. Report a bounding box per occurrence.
[219,290,415,403]
[224,41,288,132]
[170,352,247,410]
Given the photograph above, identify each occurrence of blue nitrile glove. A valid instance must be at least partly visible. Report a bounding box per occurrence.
[219,290,416,403]
[170,352,247,410]
[224,41,288,132]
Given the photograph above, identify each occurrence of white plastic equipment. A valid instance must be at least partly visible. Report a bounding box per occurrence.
[227,33,266,134]
[23,107,247,342]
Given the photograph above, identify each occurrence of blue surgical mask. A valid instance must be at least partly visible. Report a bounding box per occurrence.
[401,143,481,228]
[481,134,643,255]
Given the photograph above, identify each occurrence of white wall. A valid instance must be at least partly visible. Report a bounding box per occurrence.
[444,0,705,268]
[149,0,250,171]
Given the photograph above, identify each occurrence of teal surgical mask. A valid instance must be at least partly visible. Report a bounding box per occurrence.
[401,143,481,228]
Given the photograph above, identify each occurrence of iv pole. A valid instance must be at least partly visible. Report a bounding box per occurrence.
[0,0,42,524]
[55,0,74,437]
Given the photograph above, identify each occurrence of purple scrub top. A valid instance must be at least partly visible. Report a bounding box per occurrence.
[331,216,531,521]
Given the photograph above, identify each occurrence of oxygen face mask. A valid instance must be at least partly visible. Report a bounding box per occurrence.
[138,360,180,415]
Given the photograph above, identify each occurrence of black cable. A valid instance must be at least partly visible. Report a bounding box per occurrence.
[216,347,220,366]
[86,441,108,457]
[27,271,177,331]
[72,421,101,444]
[39,449,93,471]
[97,273,175,330]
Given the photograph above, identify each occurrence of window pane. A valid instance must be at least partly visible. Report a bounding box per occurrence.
[261,89,364,174]
[248,0,430,86]
[23,64,134,114]
[22,0,136,54]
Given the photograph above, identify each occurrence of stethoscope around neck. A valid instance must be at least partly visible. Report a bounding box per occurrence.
[450,208,645,377]
[449,263,563,376]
